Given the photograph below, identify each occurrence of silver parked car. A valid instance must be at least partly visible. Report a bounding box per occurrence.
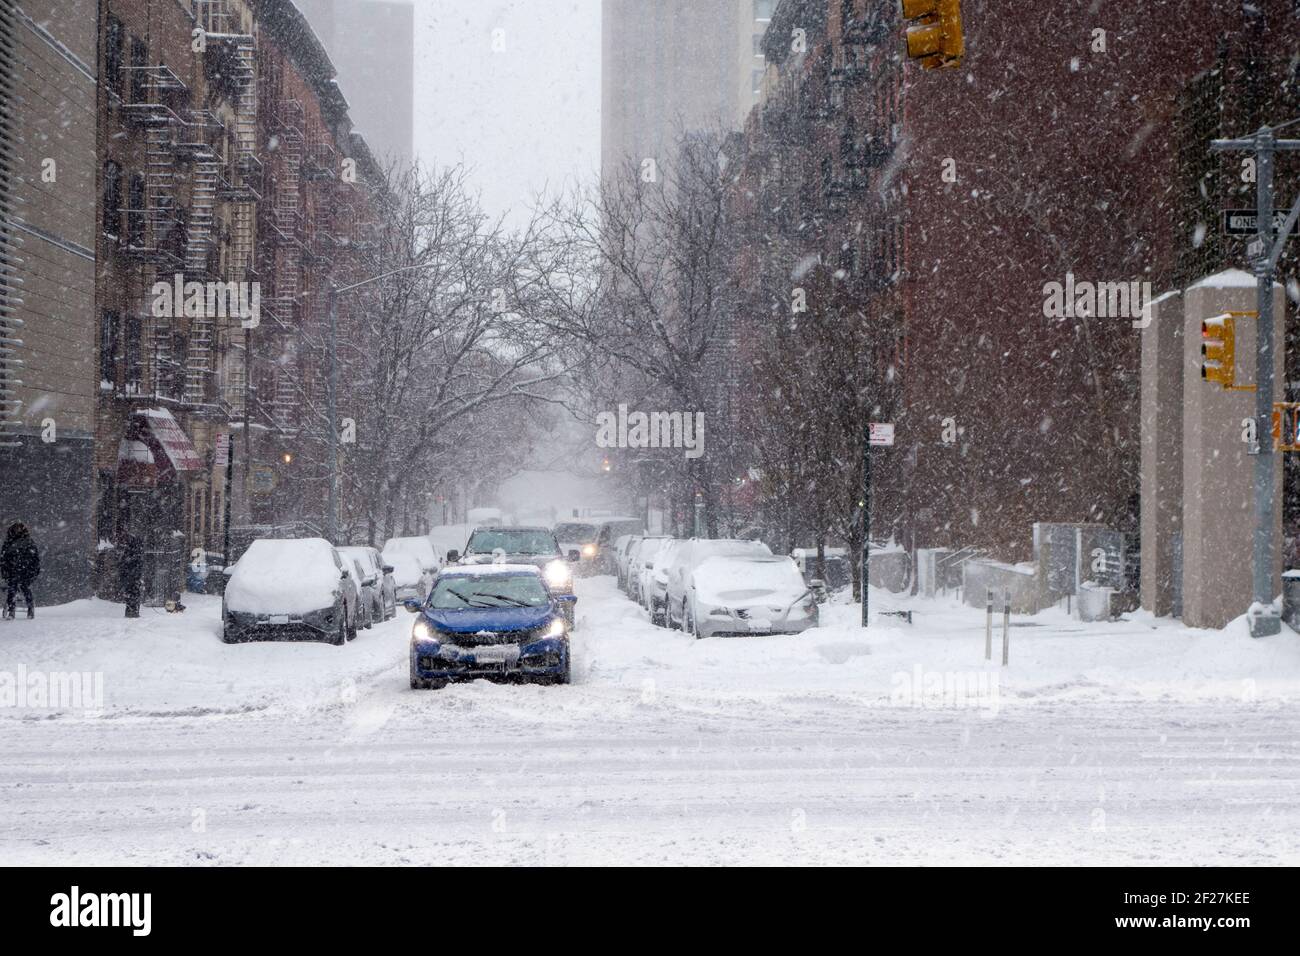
[339,545,397,623]
[682,555,818,639]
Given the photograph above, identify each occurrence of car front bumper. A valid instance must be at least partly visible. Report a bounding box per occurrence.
[224,606,339,641]
[410,635,568,681]
[694,609,818,638]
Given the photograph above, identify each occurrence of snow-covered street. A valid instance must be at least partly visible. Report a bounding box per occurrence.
[1,578,1297,866]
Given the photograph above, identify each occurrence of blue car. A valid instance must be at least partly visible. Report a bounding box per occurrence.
[407,564,576,689]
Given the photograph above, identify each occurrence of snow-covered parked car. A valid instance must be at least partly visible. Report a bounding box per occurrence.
[222,538,360,645]
[644,538,683,624]
[626,535,672,603]
[382,535,442,579]
[682,555,818,639]
[406,564,576,689]
[614,534,640,591]
[338,545,397,622]
[386,551,433,604]
[664,538,773,629]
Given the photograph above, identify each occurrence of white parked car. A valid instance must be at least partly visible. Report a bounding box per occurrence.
[644,538,683,625]
[664,538,773,630]
[382,535,442,577]
[386,551,433,604]
[682,555,818,639]
[614,534,640,591]
[339,545,397,624]
[627,535,672,605]
[222,538,359,645]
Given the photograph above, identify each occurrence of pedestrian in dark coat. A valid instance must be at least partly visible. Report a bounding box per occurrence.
[119,533,144,619]
[1,522,40,620]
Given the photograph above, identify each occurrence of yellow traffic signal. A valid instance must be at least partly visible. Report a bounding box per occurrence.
[901,0,965,70]
[1200,315,1235,388]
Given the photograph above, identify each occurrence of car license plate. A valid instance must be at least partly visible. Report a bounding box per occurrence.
[747,619,772,633]
[473,645,519,665]
[269,615,290,625]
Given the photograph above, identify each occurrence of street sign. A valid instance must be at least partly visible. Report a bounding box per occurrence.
[1224,209,1290,236]
[1247,236,1266,259]
[869,423,895,446]
[247,464,277,495]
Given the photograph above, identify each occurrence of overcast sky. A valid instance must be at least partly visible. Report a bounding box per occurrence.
[412,0,602,226]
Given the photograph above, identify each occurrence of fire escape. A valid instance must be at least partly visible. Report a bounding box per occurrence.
[266,100,306,432]
[119,64,191,405]
[197,0,261,416]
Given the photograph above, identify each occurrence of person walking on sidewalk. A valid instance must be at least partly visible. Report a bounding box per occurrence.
[1,522,41,620]
[119,532,144,619]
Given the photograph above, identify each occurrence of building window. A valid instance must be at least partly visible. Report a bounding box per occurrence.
[98,310,119,384]
[129,37,148,103]
[127,173,145,247]
[754,0,775,21]
[123,315,141,390]
[102,161,122,239]
[105,16,124,97]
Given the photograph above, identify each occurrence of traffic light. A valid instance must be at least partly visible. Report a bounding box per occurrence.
[901,0,965,70]
[1200,314,1235,388]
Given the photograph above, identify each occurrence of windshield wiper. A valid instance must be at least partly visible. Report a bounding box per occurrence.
[477,592,531,607]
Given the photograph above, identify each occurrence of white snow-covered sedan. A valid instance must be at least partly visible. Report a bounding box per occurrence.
[681,555,818,639]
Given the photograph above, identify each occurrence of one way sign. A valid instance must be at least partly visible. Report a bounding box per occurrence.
[1224,209,1291,236]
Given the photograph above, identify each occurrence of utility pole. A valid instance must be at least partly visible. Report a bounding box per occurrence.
[1210,123,1300,638]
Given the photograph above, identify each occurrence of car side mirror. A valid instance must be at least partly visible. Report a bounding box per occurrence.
[382,565,394,574]
[567,549,580,562]
[446,549,459,564]
[403,599,422,613]
[555,594,577,604]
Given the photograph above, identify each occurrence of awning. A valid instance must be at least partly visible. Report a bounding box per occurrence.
[116,409,203,485]
[136,408,203,472]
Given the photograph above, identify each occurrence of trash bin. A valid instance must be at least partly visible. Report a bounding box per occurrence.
[1282,570,1300,630]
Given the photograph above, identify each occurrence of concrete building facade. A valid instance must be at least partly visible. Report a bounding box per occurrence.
[601,0,772,176]
[0,1,100,603]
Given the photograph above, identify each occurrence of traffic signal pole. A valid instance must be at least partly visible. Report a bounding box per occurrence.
[1211,125,1300,637]
[862,423,871,627]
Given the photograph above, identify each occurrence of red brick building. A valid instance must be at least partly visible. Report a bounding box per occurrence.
[729,0,1300,560]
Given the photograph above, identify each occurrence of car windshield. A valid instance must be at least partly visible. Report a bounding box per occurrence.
[465,530,557,555]
[553,523,597,543]
[429,573,551,609]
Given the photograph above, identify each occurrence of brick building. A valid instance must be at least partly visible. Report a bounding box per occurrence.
[729,0,1300,560]
[238,0,383,539]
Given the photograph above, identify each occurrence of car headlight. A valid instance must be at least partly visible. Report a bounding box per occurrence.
[542,618,566,639]
[581,544,596,557]
[544,560,572,589]
[411,619,436,643]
